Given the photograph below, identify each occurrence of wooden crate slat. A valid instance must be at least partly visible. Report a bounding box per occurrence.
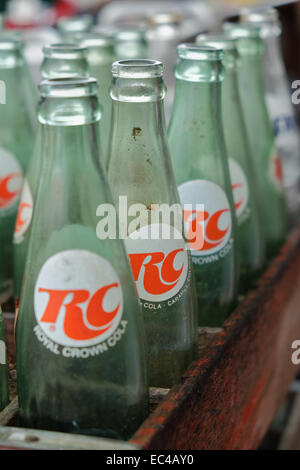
[130,227,300,450]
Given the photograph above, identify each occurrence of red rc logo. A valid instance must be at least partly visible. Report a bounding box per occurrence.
[0,149,23,210]
[228,159,249,219]
[179,179,232,256]
[13,180,33,244]
[125,224,189,303]
[34,250,123,347]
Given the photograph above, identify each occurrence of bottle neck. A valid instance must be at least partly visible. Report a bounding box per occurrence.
[110,98,167,152]
[170,78,222,131]
[0,49,24,68]
[38,95,101,127]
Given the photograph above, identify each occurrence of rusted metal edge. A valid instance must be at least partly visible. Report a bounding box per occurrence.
[130,227,300,449]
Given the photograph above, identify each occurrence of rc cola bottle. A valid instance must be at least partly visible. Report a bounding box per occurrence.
[114,29,148,60]
[0,36,37,304]
[13,44,91,306]
[0,307,9,411]
[224,23,286,257]
[76,32,115,165]
[107,60,198,387]
[57,15,93,42]
[16,78,148,439]
[168,45,238,326]
[196,35,265,292]
[241,7,300,225]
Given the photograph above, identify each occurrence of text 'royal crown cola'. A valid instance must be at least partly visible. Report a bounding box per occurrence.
[195,35,266,292]
[224,22,286,258]
[107,59,198,387]
[241,7,300,226]
[13,44,91,307]
[16,77,148,439]
[0,36,37,304]
[168,44,238,326]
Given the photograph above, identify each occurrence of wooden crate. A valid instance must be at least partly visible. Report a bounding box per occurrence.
[1,226,300,450]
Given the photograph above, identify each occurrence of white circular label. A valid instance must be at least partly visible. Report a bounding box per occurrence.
[0,148,23,211]
[125,223,189,303]
[13,179,33,244]
[178,180,232,257]
[228,159,249,219]
[34,250,124,348]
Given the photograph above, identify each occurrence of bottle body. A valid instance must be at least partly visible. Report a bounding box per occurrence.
[169,75,238,326]
[13,45,91,305]
[236,51,286,257]
[263,36,300,225]
[16,80,148,439]
[107,61,198,387]
[0,41,37,303]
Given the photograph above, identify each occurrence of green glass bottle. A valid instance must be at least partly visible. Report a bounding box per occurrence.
[0,36,37,304]
[0,307,9,411]
[223,23,286,258]
[57,15,93,43]
[75,32,115,166]
[107,60,198,388]
[13,44,91,306]
[114,29,148,60]
[168,45,238,326]
[16,78,148,439]
[195,35,266,292]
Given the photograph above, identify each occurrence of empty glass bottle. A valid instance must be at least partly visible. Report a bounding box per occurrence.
[107,60,198,387]
[0,307,9,411]
[16,78,148,439]
[13,44,91,305]
[57,15,93,43]
[241,7,300,226]
[76,32,115,166]
[224,23,286,258]
[0,36,37,304]
[114,29,148,60]
[195,35,265,292]
[168,45,238,326]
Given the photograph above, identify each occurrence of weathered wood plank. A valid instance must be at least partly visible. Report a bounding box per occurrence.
[130,226,300,450]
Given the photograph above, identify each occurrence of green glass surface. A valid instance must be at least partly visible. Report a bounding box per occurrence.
[168,45,238,326]
[107,60,198,387]
[223,23,286,258]
[16,78,148,439]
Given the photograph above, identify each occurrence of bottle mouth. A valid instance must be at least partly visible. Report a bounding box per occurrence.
[223,22,261,39]
[240,7,281,37]
[57,15,93,33]
[240,7,279,25]
[112,59,163,78]
[0,36,24,51]
[43,44,88,60]
[75,32,114,49]
[177,43,224,61]
[115,29,146,43]
[195,34,237,52]
[39,77,98,98]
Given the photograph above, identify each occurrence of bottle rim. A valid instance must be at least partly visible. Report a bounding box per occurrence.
[75,32,114,48]
[240,7,279,25]
[177,43,224,61]
[0,36,24,51]
[43,44,88,59]
[57,14,93,33]
[195,34,238,52]
[223,22,261,39]
[115,29,146,43]
[112,59,163,78]
[39,77,98,98]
